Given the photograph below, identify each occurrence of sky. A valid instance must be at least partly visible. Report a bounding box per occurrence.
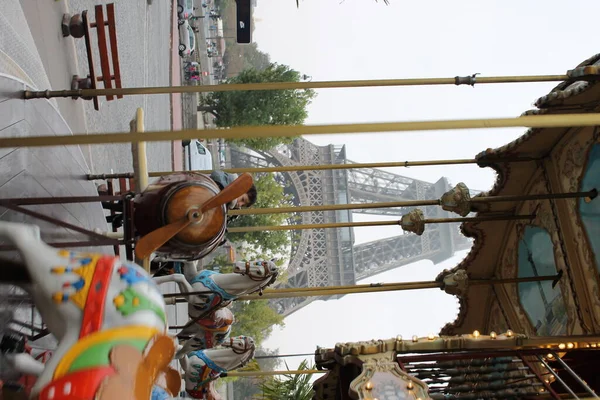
[248,0,600,370]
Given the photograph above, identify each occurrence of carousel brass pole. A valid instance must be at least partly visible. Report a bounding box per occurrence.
[223,370,326,377]
[264,274,562,294]
[227,214,534,233]
[168,273,560,302]
[237,273,558,300]
[23,73,575,99]
[87,155,537,180]
[230,189,597,216]
[4,113,600,148]
[231,200,440,215]
[170,273,560,302]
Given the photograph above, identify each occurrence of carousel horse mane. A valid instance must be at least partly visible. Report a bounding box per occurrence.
[155,260,277,347]
[175,307,234,359]
[0,221,180,400]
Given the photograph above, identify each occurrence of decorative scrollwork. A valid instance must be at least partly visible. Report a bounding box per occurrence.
[441,182,473,217]
[440,269,470,297]
[400,209,425,236]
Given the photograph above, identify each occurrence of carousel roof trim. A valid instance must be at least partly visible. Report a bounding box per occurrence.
[438,53,600,336]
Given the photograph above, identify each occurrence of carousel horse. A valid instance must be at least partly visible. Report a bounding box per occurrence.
[179,335,255,399]
[0,221,181,400]
[153,259,278,341]
[174,307,234,359]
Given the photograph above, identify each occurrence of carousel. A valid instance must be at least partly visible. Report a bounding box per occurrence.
[0,25,600,399]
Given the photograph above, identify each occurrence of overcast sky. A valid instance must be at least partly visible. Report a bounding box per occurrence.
[250,0,599,369]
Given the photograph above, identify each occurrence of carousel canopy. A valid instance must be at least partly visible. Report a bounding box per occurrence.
[439,53,600,337]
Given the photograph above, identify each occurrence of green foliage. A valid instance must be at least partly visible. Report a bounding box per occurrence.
[255,347,282,372]
[200,63,316,151]
[230,300,284,346]
[230,348,281,398]
[227,173,293,259]
[205,254,234,274]
[238,43,271,71]
[258,359,315,400]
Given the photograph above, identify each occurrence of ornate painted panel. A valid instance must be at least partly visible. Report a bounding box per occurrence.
[496,171,581,335]
[553,126,600,327]
[579,143,600,273]
[517,226,567,336]
[486,299,509,334]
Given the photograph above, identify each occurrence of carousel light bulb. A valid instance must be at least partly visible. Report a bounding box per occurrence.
[545,379,550,384]
[558,343,566,350]
[427,333,435,340]
[490,331,497,339]
[407,382,414,390]
[412,335,418,342]
[592,343,597,348]
[365,381,373,391]
[396,335,403,342]
[506,329,514,337]
[546,353,554,359]
[567,342,574,349]
[472,330,480,338]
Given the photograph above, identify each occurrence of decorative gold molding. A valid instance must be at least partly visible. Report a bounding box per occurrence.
[549,125,600,332]
[348,350,430,400]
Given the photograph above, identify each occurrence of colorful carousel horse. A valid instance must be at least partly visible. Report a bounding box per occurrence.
[154,259,278,341]
[174,307,234,359]
[0,221,180,400]
[180,335,255,399]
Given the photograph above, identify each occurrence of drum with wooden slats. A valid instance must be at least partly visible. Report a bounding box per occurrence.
[134,172,226,260]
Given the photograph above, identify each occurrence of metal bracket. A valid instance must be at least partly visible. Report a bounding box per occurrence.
[454,73,480,87]
[552,269,564,289]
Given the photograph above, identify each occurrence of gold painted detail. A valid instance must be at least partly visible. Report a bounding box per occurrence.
[51,255,100,309]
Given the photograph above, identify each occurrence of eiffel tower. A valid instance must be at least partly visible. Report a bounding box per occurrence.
[230,138,475,317]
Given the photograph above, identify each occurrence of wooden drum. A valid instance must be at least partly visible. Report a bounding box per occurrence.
[134,172,227,260]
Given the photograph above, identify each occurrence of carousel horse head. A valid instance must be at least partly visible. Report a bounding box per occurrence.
[0,221,180,400]
[232,259,279,291]
[182,335,256,399]
[175,307,234,359]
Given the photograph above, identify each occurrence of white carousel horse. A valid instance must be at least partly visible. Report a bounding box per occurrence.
[174,307,234,359]
[154,259,278,340]
[179,335,256,399]
[0,221,181,400]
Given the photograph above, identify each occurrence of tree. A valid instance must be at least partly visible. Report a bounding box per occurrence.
[198,63,316,151]
[227,172,294,259]
[204,254,234,273]
[230,300,284,346]
[231,348,282,399]
[258,359,315,400]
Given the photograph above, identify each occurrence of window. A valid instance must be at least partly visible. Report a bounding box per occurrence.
[517,226,567,335]
[196,142,206,154]
[579,143,600,273]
